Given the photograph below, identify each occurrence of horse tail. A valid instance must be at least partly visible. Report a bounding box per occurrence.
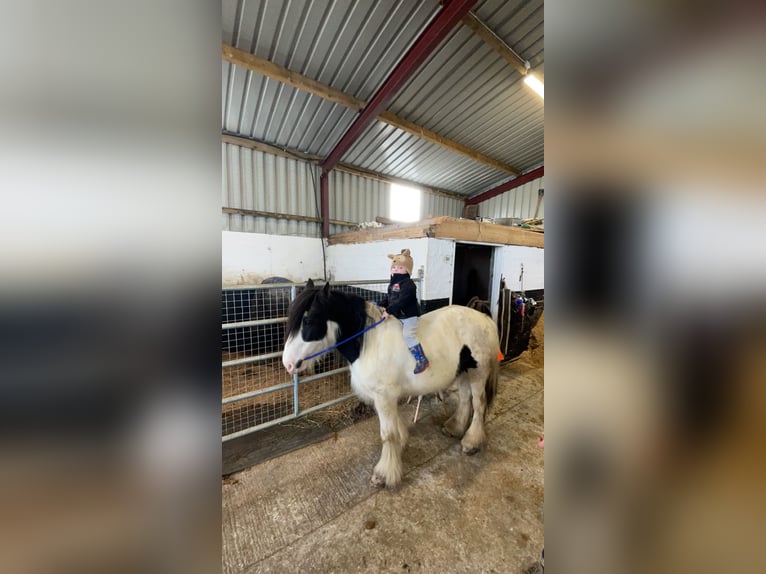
[485,355,499,409]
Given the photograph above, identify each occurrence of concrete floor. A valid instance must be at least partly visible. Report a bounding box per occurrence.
[222,359,544,574]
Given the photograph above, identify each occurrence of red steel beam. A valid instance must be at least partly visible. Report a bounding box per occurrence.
[320,0,478,173]
[320,170,330,238]
[465,166,544,205]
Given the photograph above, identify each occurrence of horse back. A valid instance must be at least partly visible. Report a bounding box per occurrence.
[418,305,498,358]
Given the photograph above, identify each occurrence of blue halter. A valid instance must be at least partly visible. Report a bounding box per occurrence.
[302,316,386,362]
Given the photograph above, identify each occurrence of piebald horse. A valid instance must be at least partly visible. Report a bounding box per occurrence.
[282,281,500,488]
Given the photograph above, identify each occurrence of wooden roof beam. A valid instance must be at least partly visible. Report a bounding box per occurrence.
[222,44,518,176]
[461,11,530,76]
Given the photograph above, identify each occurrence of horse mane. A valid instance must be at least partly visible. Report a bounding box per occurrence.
[285,285,319,340]
[284,284,371,349]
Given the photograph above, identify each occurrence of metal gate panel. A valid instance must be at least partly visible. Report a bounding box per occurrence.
[222,279,419,441]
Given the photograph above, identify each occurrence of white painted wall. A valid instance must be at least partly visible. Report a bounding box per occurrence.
[326,238,455,301]
[424,239,456,301]
[222,230,325,286]
[223,231,543,317]
[490,245,544,318]
[326,238,431,294]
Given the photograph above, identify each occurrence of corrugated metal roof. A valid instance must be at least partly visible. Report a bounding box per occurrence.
[222,0,543,197]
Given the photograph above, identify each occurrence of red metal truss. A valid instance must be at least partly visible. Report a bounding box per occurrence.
[465,166,544,206]
[320,0,478,174]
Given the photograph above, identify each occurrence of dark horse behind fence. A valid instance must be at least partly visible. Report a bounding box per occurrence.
[282,281,500,488]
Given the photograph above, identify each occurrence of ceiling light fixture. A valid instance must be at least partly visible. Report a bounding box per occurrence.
[524,72,544,99]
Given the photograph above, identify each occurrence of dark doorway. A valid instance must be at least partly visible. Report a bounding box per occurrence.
[452,243,494,306]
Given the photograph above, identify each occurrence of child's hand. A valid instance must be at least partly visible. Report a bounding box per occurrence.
[381,310,389,319]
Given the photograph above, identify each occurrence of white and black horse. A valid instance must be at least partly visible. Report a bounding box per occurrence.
[282,281,500,488]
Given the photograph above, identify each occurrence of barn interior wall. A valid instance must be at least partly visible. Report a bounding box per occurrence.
[224,142,464,239]
[222,143,321,237]
[222,144,542,293]
[328,238,544,320]
[326,238,455,304]
[490,245,544,318]
[223,226,543,322]
[326,238,429,293]
[476,175,545,220]
[424,239,457,301]
[326,238,454,303]
[328,170,390,236]
[222,230,325,286]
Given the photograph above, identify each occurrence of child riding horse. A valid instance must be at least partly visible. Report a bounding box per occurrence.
[282,281,500,488]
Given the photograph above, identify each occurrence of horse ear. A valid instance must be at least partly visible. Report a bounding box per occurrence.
[401,248,410,256]
[322,282,331,295]
[306,278,314,288]
[387,253,395,260]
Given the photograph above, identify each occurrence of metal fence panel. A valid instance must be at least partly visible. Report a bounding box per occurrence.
[222,278,418,441]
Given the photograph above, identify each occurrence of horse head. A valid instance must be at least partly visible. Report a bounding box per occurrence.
[282,280,339,375]
[282,280,371,374]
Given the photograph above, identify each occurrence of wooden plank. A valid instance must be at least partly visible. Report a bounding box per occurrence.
[223,45,364,111]
[461,12,528,75]
[328,225,434,245]
[378,111,519,176]
[328,217,543,248]
[222,207,357,228]
[222,133,318,162]
[433,218,544,248]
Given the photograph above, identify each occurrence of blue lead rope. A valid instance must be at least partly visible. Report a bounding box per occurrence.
[303,317,386,362]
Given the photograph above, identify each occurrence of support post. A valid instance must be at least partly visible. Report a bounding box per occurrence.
[320,170,330,238]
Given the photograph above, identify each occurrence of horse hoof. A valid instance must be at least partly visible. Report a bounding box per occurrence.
[461,445,481,455]
[370,474,386,488]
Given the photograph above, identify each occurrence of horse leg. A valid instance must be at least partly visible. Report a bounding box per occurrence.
[442,377,472,438]
[371,394,408,488]
[461,373,488,455]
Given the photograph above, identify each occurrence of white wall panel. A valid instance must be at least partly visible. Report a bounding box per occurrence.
[224,143,468,239]
[222,231,324,286]
[222,142,322,237]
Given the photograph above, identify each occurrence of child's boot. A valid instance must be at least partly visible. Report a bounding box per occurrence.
[408,343,430,374]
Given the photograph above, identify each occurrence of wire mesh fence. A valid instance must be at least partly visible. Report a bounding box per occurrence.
[222,279,408,441]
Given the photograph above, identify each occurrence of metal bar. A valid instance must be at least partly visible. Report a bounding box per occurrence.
[293,372,299,416]
[465,166,544,205]
[222,317,286,330]
[221,394,357,443]
[222,381,295,405]
[222,283,295,291]
[331,279,391,286]
[222,413,298,442]
[222,350,283,368]
[320,0,478,172]
[297,366,350,385]
[222,279,392,291]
